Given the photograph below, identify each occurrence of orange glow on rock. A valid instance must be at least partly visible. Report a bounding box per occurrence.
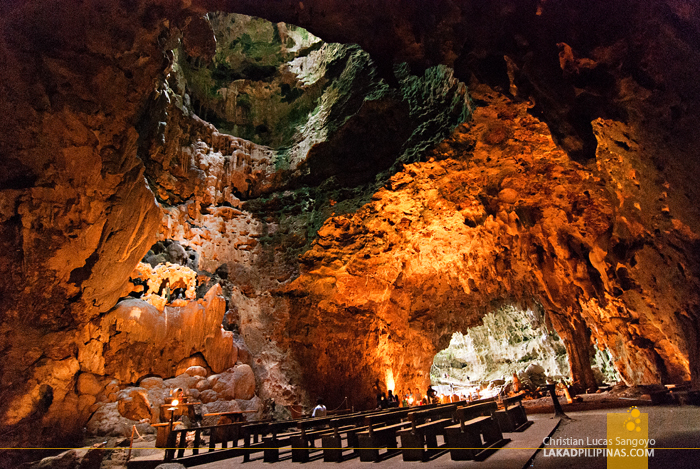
[385,369,395,392]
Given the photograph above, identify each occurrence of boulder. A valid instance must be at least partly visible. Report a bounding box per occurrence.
[236,395,261,420]
[139,376,165,390]
[207,374,220,386]
[103,379,120,395]
[86,402,139,437]
[202,400,240,426]
[167,241,188,266]
[78,394,97,413]
[195,379,211,392]
[33,449,78,469]
[175,355,209,376]
[498,188,519,204]
[163,374,198,393]
[520,363,547,387]
[117,388,152,421]
[77,373,103,396]
[211,372,236,400]
[232,365,256,400]
[79,447,107,469]
[185,366,207,377]
[199,389,218,404]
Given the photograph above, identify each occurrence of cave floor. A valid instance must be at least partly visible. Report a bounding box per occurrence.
[181,415,558,469]
[529,405,700,469]
[122,402,700,469]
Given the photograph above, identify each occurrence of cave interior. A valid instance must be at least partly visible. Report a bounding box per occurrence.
[1,0,700,454]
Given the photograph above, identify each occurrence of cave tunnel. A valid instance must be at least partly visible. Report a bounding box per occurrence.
[1,0,700,466]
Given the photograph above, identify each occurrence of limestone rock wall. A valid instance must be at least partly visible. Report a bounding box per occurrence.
[139,14,473,412]
[0,0,182,453]
[0,0,169,330]
[279,85,700,408]
[0,281,238,446]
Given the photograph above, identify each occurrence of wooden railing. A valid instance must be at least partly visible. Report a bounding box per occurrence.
[164,422,242,461]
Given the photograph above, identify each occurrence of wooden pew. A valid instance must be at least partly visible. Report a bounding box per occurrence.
[322,413,369,462]
[494,393,530,432]
[263,410,381,463]
[163,414,339,465]
[260,420,303,462]
[398,401,466,461]
[292,408,402,462]
[444,401,506,461]
[321,408,406,462]
[243,417,319,462]
[290,416,337,462]
[356,407,419,461]
[240,420,274,462]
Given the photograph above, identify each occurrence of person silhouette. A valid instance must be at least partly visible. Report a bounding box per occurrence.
[312,398,327,417]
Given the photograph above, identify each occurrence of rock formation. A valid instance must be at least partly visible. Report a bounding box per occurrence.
[431,305,573,387]
[0,0,699,458]
[280,84,700,407]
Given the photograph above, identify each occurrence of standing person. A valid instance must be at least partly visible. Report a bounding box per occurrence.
[312,398,327,417]
[379,392,388,409]
[427,385,437,404]
[387,390,397,408]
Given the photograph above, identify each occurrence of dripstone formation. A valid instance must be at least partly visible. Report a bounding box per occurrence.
[0,0,699,456]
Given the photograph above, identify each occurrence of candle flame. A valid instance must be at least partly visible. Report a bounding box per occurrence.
[172,399,179,406]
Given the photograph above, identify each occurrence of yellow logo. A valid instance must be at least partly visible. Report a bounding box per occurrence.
[607,406,650,469]
[624,407,643,433]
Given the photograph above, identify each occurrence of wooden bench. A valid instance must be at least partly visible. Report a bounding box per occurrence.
[444,401,506,461]
[356,407,417,461]
[321,408,403,462]
[494,393,530,432]
[240,420,274,462]
[398,402,465,461]
[262,411,373,462]
[260,420,304,462]
[293,408,400,462]
[290,416,337,462]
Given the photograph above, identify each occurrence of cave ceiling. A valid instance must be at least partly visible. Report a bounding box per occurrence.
[1,0,700,449]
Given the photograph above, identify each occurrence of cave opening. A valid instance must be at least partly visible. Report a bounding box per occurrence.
[429,305,620,400]
[431,305,569,399]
